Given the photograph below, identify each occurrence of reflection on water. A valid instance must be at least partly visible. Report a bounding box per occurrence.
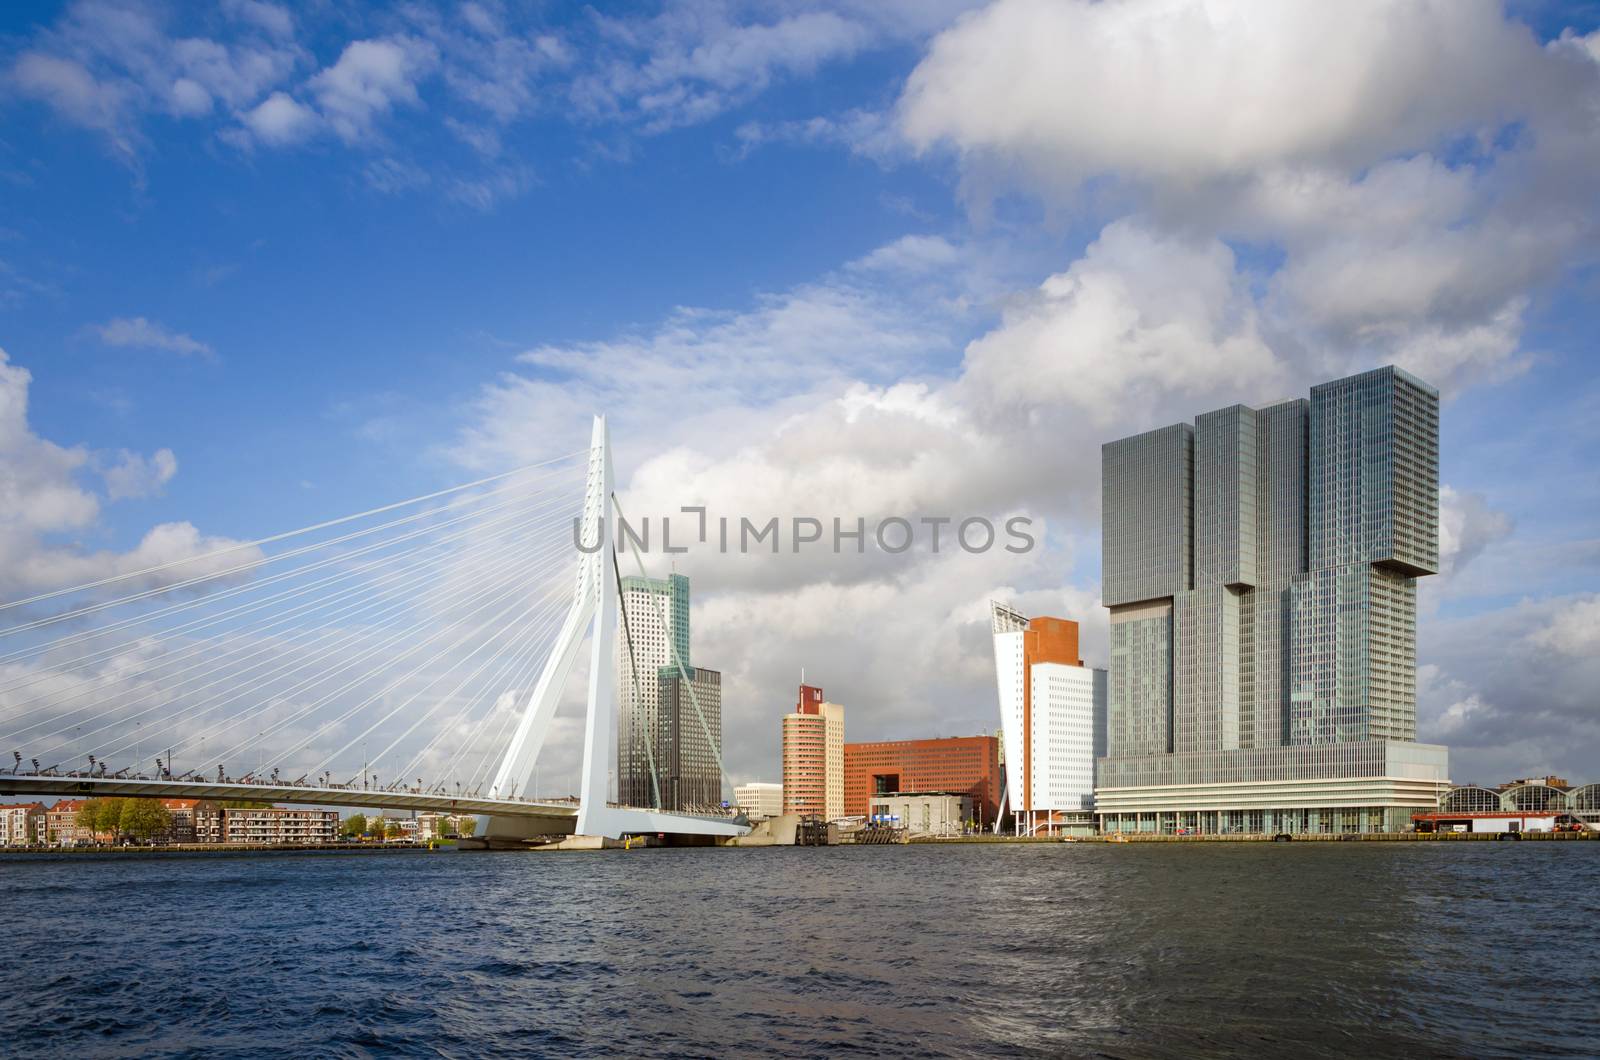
[1,842,1596,1058]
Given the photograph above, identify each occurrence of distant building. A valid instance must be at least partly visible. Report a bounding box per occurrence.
[617,572,690,807]
[160,799,213,843]
[1096,366,1450,835]
[43,799,88,845]
[733,781,783,820]
[416,812,475,840]
[197,805,338,844]
[868,792,973,838]
[782,684,844,819]
[658,667,723,811]
[992,606,1107,836]
[0,802,44,846]
[844,736,1002,827]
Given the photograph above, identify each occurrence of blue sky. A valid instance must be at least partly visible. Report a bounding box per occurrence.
[3,0,1599,789]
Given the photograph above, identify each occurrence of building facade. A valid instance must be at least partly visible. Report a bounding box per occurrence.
[991,607,1107,835]
[657,667,723,810]
[782,684,844,819]
[1097,366,1449,834]
[733,781,783,819]
[616,573,689,807]
[197,805,339,844]
[868,792,973,838]
[843,735,1002,827]
[0,802,43,846]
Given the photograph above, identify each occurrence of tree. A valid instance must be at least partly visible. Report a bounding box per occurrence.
[79,798,127,842]
[384,821,403,840]
[75,800,102,839]
[120,799,172,842]
[341,813,367,837]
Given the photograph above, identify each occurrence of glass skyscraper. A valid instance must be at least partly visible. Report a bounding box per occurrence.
[1096,366,1449,834]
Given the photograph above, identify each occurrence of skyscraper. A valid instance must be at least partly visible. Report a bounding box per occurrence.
[658,667,723,810]
[991,605,1107,835]
[782,684,844,819]
[616,573,722,810]
[1096,366,1449,834]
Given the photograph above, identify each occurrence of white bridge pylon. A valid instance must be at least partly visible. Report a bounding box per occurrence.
[487,416,746,842]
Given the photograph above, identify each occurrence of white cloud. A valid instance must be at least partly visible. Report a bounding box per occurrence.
[0,349,252,602]
[960,219,1281,422]
[90,316,214,358]
[97,448,177,501]
[310,38,437,144]
[239,90,317,145]
[899,0,1572,187]
[1527,596,1600,658]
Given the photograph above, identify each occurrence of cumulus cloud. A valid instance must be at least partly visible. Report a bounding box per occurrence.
[90,316,213,358]
[238,90,317,145]
[959,220,1281,422]
[898,0,1600,395]
[0,349,251,603]
[96,448,177,501]
[310,38,437,144]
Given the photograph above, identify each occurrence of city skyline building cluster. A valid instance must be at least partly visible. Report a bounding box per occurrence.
[1095,365,1451,834]
[990,607,1107,835]
[616,573,724,812]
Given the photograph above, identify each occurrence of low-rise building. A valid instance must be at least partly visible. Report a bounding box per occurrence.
[733,781,783,820]
[844,736,1002,827]
[0,802,44,846]
[416,812,474,840]
[43,799,88,846]
[195,805,338,844]
[868,791,973,838]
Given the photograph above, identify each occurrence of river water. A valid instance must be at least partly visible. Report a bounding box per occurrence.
[1,842,1596,1058]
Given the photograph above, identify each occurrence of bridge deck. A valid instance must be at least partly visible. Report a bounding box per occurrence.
[0,775,747,837]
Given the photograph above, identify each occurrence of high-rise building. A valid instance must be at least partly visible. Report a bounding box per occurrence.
[991,606,1107,835]
[843,735,1002,827]
[1097,366,1450,834]
[616,573,688,806]
[733,781,783,820]
[658,667,723,810]
[615,573,723,810]
[781,684,844,819]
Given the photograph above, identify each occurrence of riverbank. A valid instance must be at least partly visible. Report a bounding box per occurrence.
[912,830,1596,843]
[0,842,448,855]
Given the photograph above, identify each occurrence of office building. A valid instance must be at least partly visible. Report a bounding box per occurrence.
[616,572,689,807]
[733,781,783,820]
[782,684,844,819]
[991,606,1107,835]
[658,667,723,810]
[615,573,724,810]
[1097,366,1450,834]
[844,735,1002,827]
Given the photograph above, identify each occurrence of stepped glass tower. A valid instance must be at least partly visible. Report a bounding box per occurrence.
[1095,366,1450,834]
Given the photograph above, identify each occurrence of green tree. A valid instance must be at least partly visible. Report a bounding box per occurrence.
[120,799,172,841]
[341,813,367,837]
[384,821,403,840]
[79,797,127,842]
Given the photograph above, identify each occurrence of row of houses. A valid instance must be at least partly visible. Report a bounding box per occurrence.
[0,799,338,846]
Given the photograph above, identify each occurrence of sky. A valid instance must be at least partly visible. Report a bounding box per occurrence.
[2,0,1599,794]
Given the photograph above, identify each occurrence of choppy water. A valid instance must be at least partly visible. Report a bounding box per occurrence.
[1,842,1597,1058]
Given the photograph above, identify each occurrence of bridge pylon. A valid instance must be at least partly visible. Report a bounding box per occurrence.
[482,416,746,844]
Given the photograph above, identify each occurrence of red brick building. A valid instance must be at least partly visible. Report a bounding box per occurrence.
[844,735,1002,827]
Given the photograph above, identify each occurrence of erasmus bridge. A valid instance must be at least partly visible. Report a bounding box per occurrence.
[0,418,748,845]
